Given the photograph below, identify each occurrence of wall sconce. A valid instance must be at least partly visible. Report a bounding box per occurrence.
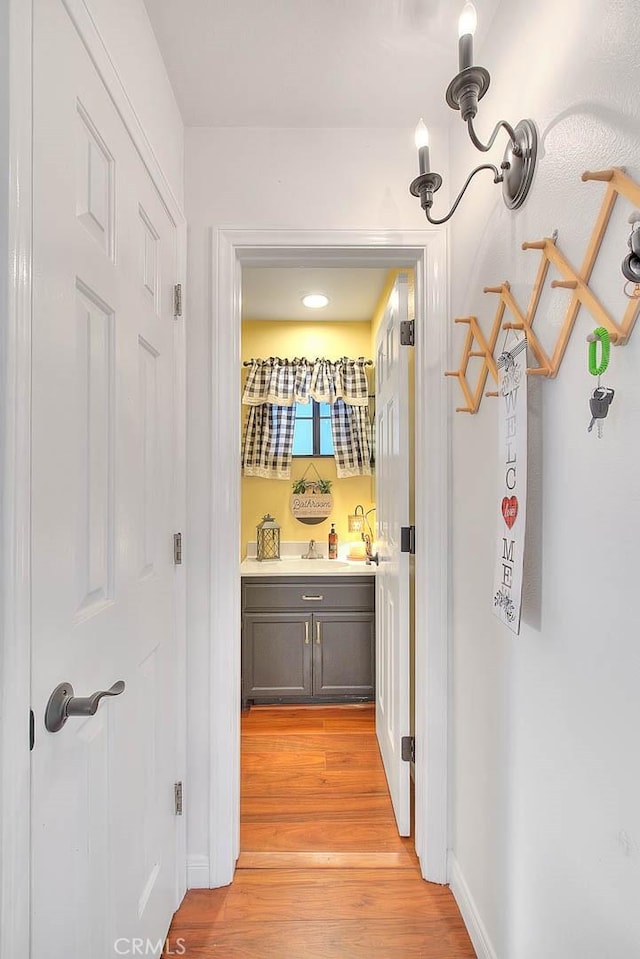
[409,1,537,224]
[347,505,366,535]
[348,505,379,566]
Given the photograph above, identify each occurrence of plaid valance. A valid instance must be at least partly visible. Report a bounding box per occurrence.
[242,357,370,408]
[242,357,372,479]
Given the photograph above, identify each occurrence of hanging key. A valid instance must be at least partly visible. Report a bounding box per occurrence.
[587,386,614,435]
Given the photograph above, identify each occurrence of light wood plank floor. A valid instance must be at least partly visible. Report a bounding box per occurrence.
[164,705,476,958]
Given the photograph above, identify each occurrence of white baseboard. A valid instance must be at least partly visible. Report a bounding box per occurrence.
[448,853,498,959]
[187,855,211,889]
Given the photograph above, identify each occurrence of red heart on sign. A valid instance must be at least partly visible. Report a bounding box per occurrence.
[501,496,518,529]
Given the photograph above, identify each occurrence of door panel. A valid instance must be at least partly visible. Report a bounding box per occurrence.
[374,273,411,836]
[31,1,180,954]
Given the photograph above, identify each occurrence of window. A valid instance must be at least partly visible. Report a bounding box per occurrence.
[292,401,334,456]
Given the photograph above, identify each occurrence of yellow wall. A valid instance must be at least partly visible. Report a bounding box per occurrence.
[241,320,375,558]
[369,268,410,349]
[243,319,374,362]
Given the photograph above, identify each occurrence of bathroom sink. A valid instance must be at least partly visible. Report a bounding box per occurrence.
[240,557,375,576]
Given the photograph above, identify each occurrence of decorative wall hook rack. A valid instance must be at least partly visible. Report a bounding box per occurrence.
[446,167,640,413]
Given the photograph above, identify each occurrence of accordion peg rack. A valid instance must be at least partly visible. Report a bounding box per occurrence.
[446,167,640,413]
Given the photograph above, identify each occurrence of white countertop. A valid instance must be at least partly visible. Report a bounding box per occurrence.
[240,557,377,577]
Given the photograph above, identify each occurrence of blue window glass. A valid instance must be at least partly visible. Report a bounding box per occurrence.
[319,417,333,455]
[292,418,313,456]
[292,400,334,456]
[295,401,313,419]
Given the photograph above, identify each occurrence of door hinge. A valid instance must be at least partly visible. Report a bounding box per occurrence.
[174,781,183,816]
[400,525,415,554]
[401,736,415,763]
[174,532,182,565]
[400,319,414,346]
[173,283,182,317]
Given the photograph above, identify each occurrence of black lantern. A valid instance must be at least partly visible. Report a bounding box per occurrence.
[256,514,281,561]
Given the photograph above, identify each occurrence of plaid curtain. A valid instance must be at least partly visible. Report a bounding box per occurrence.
[330,399,373,478]
[241,357,372,479]
[241,404,297,479]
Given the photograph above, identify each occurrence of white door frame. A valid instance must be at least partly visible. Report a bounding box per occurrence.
[210,227,451,886]
[0,3,187,956]
[1,2,34,956]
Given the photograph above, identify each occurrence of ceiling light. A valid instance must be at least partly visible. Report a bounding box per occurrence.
[410,1,537,224]
[302,293,329,309]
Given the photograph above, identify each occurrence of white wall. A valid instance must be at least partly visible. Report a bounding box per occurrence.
[183,125,449,881]
[449,0,640,956]
[85,0,184,205]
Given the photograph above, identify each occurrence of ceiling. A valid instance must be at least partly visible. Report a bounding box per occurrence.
[143,0,500,128]
[242,267,391,321]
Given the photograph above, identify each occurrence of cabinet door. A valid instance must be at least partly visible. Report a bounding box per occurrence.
[242,612,312,701]
[312,612,375,698]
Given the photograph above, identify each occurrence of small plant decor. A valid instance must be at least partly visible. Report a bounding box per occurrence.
[292,476,332,495]
[290,465,333,525]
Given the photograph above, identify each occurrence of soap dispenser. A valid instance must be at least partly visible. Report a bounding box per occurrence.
[328,523,338,559]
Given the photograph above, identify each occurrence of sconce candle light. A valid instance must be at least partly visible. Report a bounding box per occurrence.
[348,505,379,566]
[410,1,537,223]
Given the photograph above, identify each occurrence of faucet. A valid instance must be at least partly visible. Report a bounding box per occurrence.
[302,539,323,559]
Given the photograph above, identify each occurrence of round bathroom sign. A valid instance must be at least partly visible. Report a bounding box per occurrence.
[290,492,333,526]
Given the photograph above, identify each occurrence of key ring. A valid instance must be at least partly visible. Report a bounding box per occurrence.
[587,327,610,377]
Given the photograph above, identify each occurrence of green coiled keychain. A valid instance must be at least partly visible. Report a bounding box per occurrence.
[588,327,610,376]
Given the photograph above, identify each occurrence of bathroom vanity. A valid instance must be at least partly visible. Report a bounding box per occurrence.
[240,561,375,707]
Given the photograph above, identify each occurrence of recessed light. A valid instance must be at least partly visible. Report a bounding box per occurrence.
[302,293,329,309]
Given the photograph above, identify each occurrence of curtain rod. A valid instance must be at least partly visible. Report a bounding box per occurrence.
[243,358,373,367]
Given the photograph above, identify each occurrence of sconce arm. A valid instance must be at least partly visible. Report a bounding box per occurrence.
[423,163,502,225]
[363,534,379,567]
[467,117,521,156]
[363,508,376,542]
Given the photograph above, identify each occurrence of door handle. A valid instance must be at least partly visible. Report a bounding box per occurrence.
[316,622,321,645]
[44,680,125,733]
[304,621,310,645]
[302,594,323,601]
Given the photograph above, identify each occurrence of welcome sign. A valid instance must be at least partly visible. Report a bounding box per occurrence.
[492,337,528,634]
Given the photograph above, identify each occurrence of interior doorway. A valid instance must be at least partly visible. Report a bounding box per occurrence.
[237,264,410,852]
[238,263,383,574]
[208,229,450,889]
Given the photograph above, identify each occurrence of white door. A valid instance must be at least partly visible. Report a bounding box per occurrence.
[31,1,181,956]
[374,273,411,836]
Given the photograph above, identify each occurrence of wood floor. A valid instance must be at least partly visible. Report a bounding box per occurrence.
[164,705,476,958]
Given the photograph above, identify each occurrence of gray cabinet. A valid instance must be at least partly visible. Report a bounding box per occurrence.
[241,576,375,706]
